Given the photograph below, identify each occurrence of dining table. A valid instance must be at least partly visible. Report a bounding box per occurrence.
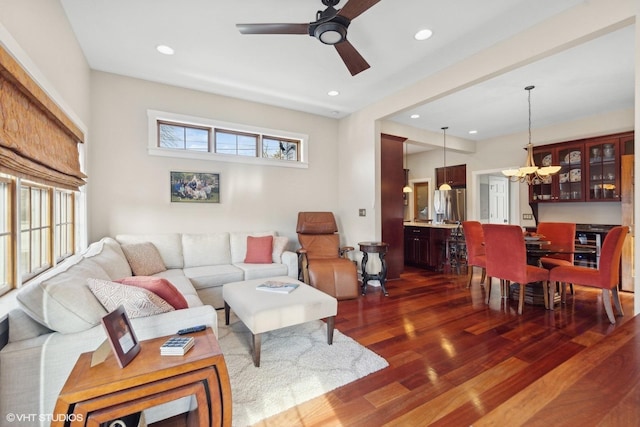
[512,238,597,306]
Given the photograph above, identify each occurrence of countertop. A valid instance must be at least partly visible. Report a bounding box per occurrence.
[404,221,460,229]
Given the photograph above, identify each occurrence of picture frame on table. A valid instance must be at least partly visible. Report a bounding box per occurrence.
[101,306,140,368]
[170,171,220,203]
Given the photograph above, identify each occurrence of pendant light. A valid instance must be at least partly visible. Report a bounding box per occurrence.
[403,142,412,193]
[439,127,452,191]
[502,85,561,183]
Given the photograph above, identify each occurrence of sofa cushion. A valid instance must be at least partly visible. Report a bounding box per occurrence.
[230,231,276,263]
[244,235,274,263]
[272,235,288,263]
[116,234,184,269]
[7,309,52,342]
[235,262,289,280]
[16,256,110,334]
[183,265,244,290]
[83,237,132,279]
[121,242,167,276]
[182,233,231,268]
[88,278,175,318]
[115,276,188,310]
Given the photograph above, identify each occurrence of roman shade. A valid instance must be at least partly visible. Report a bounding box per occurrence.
[0,44,86,190]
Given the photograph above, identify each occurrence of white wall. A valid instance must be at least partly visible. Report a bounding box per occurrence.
[0,0,90,128]
[88,72,341,245]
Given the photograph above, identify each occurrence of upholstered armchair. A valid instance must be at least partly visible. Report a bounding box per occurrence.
[296,212,359,300]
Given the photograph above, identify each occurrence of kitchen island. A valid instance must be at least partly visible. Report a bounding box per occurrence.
[404,222,462,270]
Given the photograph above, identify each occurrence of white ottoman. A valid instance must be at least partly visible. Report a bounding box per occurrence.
[223,276,338,367]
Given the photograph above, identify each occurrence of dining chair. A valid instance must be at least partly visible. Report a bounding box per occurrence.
[483,224,550,314]
[462,221,486,288]
[537,222,576,296]
[548,226,628,324]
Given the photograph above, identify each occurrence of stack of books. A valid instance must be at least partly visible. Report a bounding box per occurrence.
[256,280,300,294]
[160,336,195,356]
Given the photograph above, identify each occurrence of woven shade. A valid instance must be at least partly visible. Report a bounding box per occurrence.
[0,45,85,190]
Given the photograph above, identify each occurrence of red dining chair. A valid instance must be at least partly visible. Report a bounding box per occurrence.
[548,226,628,324]
[483,224,550,314]
[462,221,486,288]
[537,222,576,297]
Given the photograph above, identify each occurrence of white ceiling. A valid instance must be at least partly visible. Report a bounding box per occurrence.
[60,0,634,151]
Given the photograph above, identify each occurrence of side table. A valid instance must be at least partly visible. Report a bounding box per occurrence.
[359,241,389,296]
[53,327,232,427]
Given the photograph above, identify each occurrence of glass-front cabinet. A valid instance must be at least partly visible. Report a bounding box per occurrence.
[529,143,584,202]
[529,131,631,204]
[585,138,620,201]
[556,143,584,201]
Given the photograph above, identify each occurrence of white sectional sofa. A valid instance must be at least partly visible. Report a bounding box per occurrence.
[0,231,296,426]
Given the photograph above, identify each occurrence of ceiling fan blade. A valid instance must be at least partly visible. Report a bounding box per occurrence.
[337,0,381,20]
[335,40,370,76]
[236,23,309,35]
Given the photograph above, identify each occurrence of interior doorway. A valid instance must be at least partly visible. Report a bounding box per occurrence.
[471,169,520,224]
[489,175,509,224]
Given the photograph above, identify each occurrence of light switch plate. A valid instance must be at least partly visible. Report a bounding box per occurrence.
[359,209,366,217]
[522,213,533,220]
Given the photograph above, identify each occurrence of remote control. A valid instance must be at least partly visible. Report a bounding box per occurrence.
[177,325,206,335]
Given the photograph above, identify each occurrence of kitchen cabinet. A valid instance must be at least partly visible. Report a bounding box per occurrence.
[585,137,620,201]
[530,142,584,202]
[529,131,633,204]
[404,226,450,270]
[405,226,430,267]
[436,164,466,188]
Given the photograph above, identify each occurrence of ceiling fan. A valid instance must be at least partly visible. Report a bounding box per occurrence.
[236,0,381,76]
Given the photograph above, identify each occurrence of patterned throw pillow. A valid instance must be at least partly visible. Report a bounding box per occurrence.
[88,278,174,318]
[272,236,289,263]
[120,242,167,276]
[244,235,274,263]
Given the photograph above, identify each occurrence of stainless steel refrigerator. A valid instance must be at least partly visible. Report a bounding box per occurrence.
[434,189,466,223]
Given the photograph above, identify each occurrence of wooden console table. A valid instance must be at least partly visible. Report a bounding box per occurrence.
[53,327,232,426]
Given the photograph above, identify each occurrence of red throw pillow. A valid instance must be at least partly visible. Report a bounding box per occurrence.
[115,276,188,310]
[244,235,274,263]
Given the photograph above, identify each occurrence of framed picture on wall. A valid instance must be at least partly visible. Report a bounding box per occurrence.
[170,171,220,203]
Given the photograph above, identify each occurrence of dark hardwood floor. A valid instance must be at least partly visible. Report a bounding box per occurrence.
[254,266,638,426]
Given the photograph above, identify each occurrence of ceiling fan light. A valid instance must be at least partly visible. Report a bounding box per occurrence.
[315,22,346,45]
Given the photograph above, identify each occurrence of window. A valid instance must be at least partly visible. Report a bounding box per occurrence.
[0,176,77,296]
[215,129,257,157]
[148,110,308,168]
[263,136,299,161]
[54,190,74,263]
[158,121,210,151]
[0,178,12,294]
[20,182,51,281]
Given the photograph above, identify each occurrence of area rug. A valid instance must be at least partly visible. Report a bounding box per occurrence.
[216,310,388,426]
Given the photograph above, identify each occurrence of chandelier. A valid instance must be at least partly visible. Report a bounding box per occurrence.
[502,85,560,183]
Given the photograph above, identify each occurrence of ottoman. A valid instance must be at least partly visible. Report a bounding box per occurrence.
[223,276,338,367]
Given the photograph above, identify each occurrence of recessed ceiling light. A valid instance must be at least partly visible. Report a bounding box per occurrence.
[327,90,340,96]
[156,44,175,55]
[414,29,433,41]
[468,130,478,135]
[410,114,420,119]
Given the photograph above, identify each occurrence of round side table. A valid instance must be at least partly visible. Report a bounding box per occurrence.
[358,241,389,296]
